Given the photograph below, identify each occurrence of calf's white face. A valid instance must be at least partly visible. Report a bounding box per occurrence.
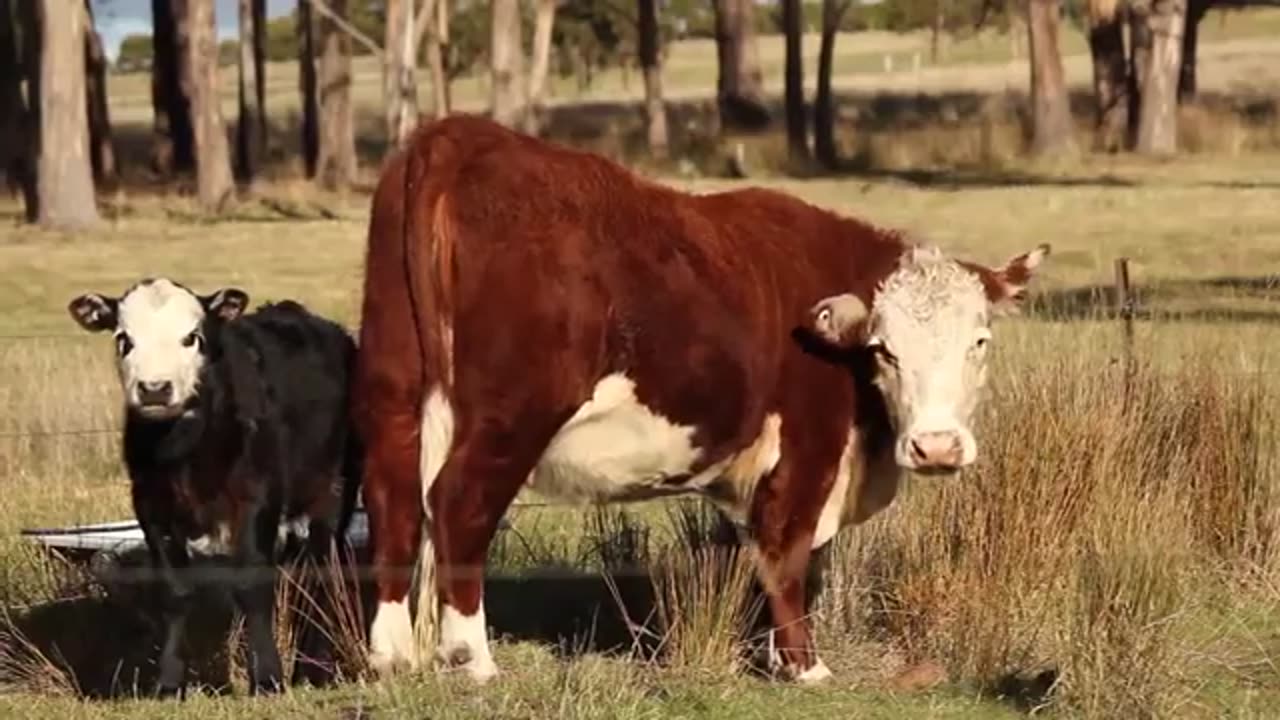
[68,279,248,420]
[809,244,1048,474]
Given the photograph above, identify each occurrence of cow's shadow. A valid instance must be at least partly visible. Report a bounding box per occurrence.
[6,526,828,700]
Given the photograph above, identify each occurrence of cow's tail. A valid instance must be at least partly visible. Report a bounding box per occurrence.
[399,127,458,667]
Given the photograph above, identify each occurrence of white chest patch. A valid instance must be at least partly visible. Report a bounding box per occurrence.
[529,374,705,502]
[186,522,233,557]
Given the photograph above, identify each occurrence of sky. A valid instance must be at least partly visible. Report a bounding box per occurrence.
[91,0,298,62]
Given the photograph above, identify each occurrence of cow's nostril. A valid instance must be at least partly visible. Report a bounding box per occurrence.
[138,381,174,405]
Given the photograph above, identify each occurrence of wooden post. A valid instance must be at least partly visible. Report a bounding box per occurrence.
[1114,257,1136,399]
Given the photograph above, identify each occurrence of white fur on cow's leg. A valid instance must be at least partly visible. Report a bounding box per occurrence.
[794,659,833,684]
[436,603,498,683]
[368,598,418,675]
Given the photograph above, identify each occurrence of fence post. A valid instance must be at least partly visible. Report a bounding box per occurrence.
[1114,257,1136,399]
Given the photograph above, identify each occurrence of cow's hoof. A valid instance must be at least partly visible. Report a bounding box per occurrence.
[793,659,833,685]
[153,683,186,700]
[369,649,418,678]
[437,645,499,685]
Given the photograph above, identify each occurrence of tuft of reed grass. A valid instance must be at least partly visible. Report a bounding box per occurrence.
[646,504,761,677]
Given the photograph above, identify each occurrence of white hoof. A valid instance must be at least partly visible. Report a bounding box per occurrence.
[436,603,499,684]
[369,599,418,676]
[794,659,833,685]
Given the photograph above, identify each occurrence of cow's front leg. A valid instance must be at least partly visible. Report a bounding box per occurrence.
[748,455,839,684]
[232,503,285,695]
[144,524,195,699]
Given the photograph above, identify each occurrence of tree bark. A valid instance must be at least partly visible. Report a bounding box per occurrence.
[637,0,669,159]
[83,0,115,186]
[384,0,418,148]
[1087,0,1127,151]
[236,0,266,181]
[299,0,318,175]
[815,0,850,168]
[489,0,527,129]
[1026,0,1076,156]
[526,0,557,134]
[1126,3,1151,148]
[316,0,356,189]
[782,0,808,161]
[1136,0,1185,155]
[1,0,38,217]
[423,0,451,119]
[186,0,234,211]
[38,0,98,228]
[151,0,194,175]
[712,0,767,130]
[1178,0,1209,103]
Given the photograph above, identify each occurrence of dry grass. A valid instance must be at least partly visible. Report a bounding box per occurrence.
[816,338,1280,718]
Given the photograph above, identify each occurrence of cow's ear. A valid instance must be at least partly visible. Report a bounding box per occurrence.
[203,288,249,321]
[808,293,869,348]
[990,244,1050,310]
[68,293,119,333]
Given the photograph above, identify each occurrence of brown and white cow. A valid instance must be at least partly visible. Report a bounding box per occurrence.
[352,115,1048,684]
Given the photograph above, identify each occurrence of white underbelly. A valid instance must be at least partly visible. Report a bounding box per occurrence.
[529,374,707,502]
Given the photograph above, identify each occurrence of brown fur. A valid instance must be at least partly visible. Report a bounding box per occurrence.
[353,114,1024,677]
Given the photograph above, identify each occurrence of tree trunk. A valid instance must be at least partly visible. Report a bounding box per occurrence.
[299,0,318,175]
[384,0,417,149]
[1126,4,1151,148]
[930,0,945,63]
[423,0,451,118]
[83,0,115,186]
[815,0,850,168]
[1087,0,1127,151]
[637,0,669,159]
[316,0,356,189]
[186,0,234,211]
[151,0,194,175]
[782,0,807,161]
[526,0,557,134]
[1,0,38,217]
[1178,0,1208,103]
[1136,0,1185,155]
[712,0,767,130]
[489,0,527,129]
[38,0,98,228]
[236,0,266,181]
[1026,0,1076,156]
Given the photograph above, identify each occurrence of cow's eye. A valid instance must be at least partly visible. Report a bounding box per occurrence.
[182,331,203,349]
[115,333,133,357]
[974,329,992,351]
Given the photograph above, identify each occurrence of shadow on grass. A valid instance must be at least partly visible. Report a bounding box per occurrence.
[85,84,1279,204]
[3,545,671,700]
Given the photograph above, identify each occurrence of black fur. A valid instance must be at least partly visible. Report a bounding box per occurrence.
[121,300,362,698]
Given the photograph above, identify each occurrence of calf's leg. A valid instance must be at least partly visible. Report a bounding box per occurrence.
[233,506,285,695]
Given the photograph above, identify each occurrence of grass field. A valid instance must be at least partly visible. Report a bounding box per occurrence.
[3,11,1280,720]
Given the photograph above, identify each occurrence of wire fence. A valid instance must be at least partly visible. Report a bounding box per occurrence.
[4,257,1279,450]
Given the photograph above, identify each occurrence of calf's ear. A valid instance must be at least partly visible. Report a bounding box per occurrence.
[808,293,869,348]
[68,294,119,332]
[202,288,250,321]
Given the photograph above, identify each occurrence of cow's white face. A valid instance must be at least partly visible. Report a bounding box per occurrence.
[68,279,248,421]
[809,244,1049,474]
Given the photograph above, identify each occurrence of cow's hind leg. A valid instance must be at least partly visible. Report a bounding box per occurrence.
[424,409,563,683]
[362,405,425,675]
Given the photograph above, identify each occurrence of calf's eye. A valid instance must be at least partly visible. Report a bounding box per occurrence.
[182,331,203,349]
[116,333,133,357]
